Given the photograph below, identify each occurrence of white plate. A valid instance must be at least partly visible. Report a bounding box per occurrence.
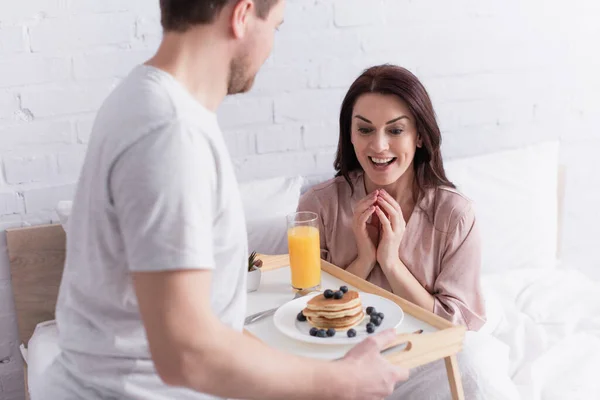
[273,291,404,345]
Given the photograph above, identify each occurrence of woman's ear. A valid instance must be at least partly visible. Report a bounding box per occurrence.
[417,134,423,148]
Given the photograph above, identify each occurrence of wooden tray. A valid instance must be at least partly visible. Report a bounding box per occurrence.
[249,254,466,400]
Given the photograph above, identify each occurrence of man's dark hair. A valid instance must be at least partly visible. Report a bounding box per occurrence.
[160,0,278,32]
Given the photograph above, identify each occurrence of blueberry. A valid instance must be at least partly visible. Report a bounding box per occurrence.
[366,323,375,334]
[366,306,376,315]
[340,285,349,293]
[297,311,307,322]
[347,328,357,338]
[317,329,327,338]
[377,312,385,320]
[323,289,334,299]
[333,291,344,299]
[309,327,318,336]
[326,328,336,337]
[371,316,382,326]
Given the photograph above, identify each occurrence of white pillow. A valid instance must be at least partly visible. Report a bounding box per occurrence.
[54,175,305,256]
[239,175,305,255]
[301,174,333,194]
[444,141,559,274]
[55,200,72,233]
[24,320,61,398]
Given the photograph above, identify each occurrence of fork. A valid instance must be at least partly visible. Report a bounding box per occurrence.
[244,288,315,326]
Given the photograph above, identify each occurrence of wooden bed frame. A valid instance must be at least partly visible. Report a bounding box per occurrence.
[6,224,66,346]
[6,224,65,399]
[5,165,566,397]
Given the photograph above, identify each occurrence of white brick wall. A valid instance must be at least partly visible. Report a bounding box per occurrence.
[256,124,302,154]
[218,96,274,129]
[0,94,18,121]
[0,0,599,398]
[0,27,27,55]
[334,0,382,27]
[0,120,73,149]
[29,14,134,53]
[20,81,116,118]
[73,50,154,80]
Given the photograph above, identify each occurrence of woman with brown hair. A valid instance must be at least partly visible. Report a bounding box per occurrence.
[299,64,485,330]
[298,65,520,399]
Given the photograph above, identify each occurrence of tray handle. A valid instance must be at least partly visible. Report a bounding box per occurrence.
[383,327,464,369]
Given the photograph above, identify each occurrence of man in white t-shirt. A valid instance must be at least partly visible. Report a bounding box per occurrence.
[39,1,409,399]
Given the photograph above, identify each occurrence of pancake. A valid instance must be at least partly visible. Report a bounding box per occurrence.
[307,311,365,330]
[302,289,365,331]
[305,290,361,312]
[302,303,363,319]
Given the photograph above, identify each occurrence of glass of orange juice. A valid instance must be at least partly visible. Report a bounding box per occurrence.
[287,212,321,291]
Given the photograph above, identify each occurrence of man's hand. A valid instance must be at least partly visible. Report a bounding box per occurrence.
[340,329,410,400]
[133,269,410,400]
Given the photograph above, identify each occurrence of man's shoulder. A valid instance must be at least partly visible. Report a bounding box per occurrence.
[98,64,216,130]
[92,66,220,162]
[92,67,175,140]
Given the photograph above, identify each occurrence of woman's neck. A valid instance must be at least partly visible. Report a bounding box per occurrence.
[363,167,416,216]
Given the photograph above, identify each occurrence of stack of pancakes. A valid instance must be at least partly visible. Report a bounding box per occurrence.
[302,290,364,330]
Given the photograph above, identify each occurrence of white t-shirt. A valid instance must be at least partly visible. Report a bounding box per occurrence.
[40,65,248,399]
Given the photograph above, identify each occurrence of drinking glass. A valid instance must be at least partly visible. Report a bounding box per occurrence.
[286,212,321,291]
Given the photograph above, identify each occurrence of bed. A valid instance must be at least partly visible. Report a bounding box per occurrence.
[7,140,600,400]
[6,224,64,400]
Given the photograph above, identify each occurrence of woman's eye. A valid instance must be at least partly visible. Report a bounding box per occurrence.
[358,127,373,134]
[389,128,404,135]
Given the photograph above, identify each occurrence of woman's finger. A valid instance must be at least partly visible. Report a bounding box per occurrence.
[357,205,376,229]
[379,189,402,212]
[374,206,392,234]
[354,191,378,217]
[376,195,403,231]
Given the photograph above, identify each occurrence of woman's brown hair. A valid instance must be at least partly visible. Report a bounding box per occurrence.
[334,64,455,199]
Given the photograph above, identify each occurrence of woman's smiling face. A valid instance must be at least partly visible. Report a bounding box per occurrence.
[351,93,422,187]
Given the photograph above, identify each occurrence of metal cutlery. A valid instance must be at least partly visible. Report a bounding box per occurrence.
[244,288,315,326]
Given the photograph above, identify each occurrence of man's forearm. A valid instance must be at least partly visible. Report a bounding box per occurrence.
[135,270,361,399]
[175,322,347,400]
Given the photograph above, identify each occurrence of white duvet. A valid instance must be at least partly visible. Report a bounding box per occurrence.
[482,267,600,400]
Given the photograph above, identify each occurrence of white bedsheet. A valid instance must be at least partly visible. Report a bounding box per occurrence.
[24,268,600,400]
[23,320,60,400]
[482,268,600,400]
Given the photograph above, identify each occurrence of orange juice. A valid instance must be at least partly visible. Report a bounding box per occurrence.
[287,225,321,290]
